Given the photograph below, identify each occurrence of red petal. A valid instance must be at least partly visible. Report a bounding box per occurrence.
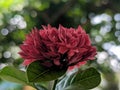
[53,59,60,66]
[68,61,86,71]
[58,46,68,54]
[23,59,35,65]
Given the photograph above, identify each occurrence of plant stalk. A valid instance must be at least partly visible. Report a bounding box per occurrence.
[52,79,58,90]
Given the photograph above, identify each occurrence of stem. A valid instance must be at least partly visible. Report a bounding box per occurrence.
[29,83,39,90]
[33,83,40,90]
[52,79,58,90]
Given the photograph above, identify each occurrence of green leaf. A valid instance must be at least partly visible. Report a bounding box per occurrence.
[0,66,27,85]
[26,61,67,82]
[55,67,101,90]
[72,67,101,89]
[65,85,86,90]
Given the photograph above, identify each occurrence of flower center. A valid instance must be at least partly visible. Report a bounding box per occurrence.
[60,53,68,65]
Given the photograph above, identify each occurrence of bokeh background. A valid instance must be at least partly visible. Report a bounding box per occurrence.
[0,0,120,90]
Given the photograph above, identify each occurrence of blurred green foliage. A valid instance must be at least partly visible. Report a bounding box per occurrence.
[0,0,120,90]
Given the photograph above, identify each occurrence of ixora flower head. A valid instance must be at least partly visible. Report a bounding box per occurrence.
[19,25,96,70]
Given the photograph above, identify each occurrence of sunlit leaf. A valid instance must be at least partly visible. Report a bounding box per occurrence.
[0,66,27,85]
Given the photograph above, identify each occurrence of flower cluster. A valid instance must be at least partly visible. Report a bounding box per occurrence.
[19,25,96,69]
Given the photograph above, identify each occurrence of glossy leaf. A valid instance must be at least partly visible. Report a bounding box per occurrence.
[0,66,27,85]
[56,67,101,90]
[26,61,67,82]
[72,67,101,89]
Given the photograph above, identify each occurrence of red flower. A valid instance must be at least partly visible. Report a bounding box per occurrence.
[19,25,96,69]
